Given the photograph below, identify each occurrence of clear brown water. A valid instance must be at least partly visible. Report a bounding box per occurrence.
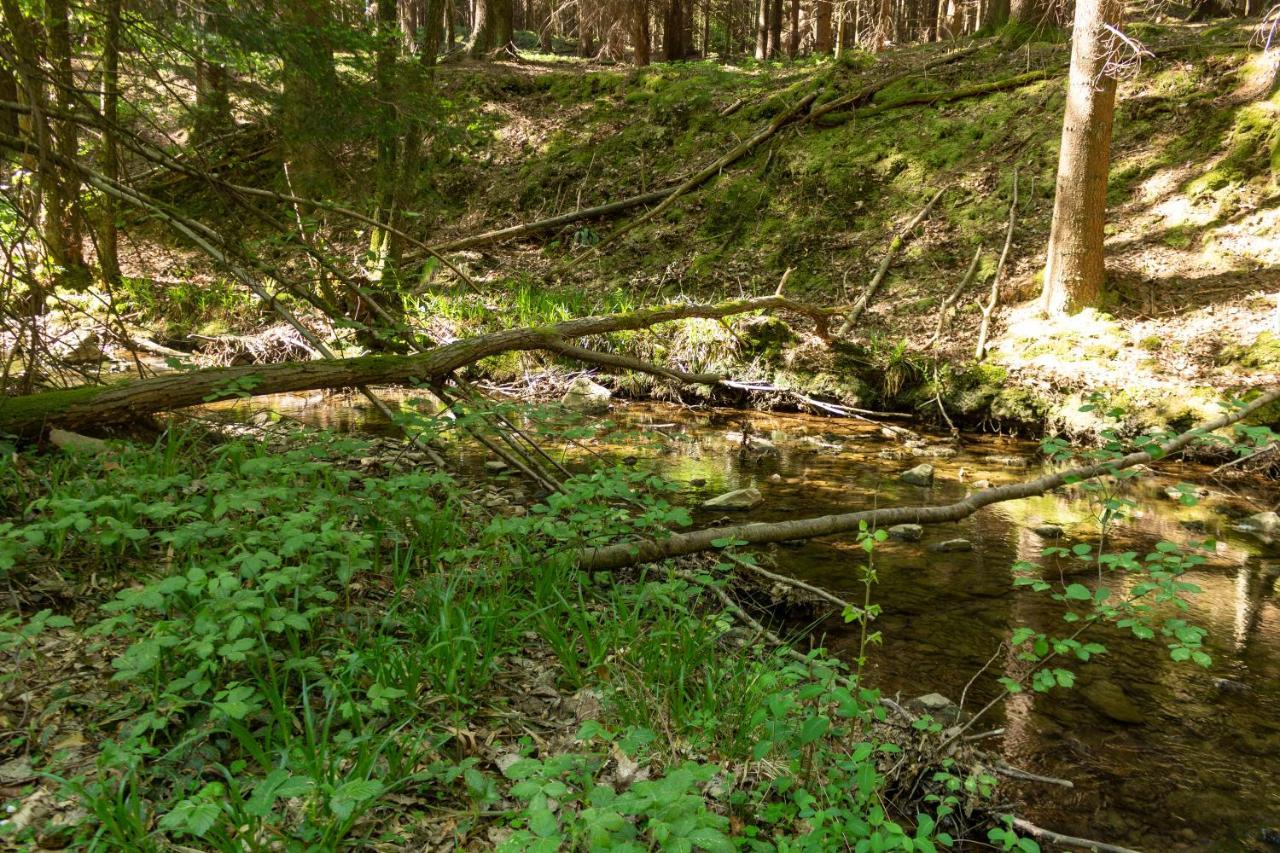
[224,392,1280,851]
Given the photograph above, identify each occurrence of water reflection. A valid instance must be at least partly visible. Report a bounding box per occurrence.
[224,392,1280,849]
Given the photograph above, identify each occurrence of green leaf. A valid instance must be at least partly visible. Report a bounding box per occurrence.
[797,715,830,745]
[1064,583,1091,601]
[330,779,384,820]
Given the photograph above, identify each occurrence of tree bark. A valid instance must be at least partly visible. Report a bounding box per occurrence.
[1040,0,1122,315]
[756,0,769,57]
[633,0,652,64]
[0,296,829,437]
[663,0,686,59]
[787,0,801,56]
[192,1,234,145]
[280,0,338,198]
[768,0,784,55]
[99,0,122,287]
[815,0,833,52]
[467,0,515,56]
[1009,0,1048,29]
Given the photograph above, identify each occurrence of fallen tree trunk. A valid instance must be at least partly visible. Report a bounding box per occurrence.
[0,296,830,437]
[576,387,1280,570]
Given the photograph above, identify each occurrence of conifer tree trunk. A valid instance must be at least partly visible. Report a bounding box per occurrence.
[1009,0,1047,28]
[633,0,652,64]
[787,0,800,56]
[756,0,769,57]
[99,0,122,287]
[770,0,784,54]
[468,0,514,56]
[815,0,833,51]
[1041,0,1122,315]
[192,1,233,144]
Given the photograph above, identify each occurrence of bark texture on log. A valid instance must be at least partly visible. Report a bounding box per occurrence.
[0,296,829,437]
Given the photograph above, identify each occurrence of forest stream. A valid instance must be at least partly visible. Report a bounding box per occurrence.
[217,391,1280,851]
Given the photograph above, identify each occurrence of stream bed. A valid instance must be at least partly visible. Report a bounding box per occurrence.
[223,391,1280,851]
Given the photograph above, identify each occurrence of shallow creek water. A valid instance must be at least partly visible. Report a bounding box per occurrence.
[224,391,1280,850]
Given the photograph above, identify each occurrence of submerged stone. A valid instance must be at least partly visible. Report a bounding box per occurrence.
[1238,511,1280,535]
[561,376,612,414]
[702,487,763,510]
[1032,524,1065,539]
[888,523,923,541]
[900,463,935,487]
[930,538,972,552]
[1080,679,1145,724]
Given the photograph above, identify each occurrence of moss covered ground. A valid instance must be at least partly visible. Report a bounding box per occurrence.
[118,20,1280,441]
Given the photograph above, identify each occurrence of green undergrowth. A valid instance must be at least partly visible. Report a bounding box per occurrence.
[0,425,992,851]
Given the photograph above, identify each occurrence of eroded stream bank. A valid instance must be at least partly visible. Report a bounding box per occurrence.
[226,389,1280,850]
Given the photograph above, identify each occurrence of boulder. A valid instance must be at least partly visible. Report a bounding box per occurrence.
[1080,679,1144,724]
[930,538,972,552]
[48,429,110,454]
[917,445,958,458]
[561,377,611,414]
[1032,524,1065,539]
[888,523,923,541]
[900,463,935,487]
[702,487,763,510]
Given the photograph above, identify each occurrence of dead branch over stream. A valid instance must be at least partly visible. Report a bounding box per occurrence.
[577,387,1280,570]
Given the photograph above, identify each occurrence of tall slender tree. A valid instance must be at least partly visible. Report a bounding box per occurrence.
[1041,0,1124,314]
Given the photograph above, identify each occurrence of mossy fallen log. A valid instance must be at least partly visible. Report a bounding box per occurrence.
[0,296,831,438]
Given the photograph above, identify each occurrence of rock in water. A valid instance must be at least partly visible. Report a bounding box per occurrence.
[900,463,935,487]
[1032,524,1065,539]
[701,487,763,510]
[888,523,923,541]
[561,377,611,414]
[1080,680,1144,724]
[1238,511,1280,535]
[930,538,972,552]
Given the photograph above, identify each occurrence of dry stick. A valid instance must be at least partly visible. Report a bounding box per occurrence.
[991,762,1074,789]
[929,244,982,348]
[720,551,865,617]
[675,565,914,724]
[975,166,1018,361]
[432,381,561,492]
[1010,818,1142,853]
[0,100,479,293]
[577,386,1280,571]
[838,186,947,335]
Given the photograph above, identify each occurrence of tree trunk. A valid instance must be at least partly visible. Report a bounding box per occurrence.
[767,0,783,55]
[372,0,401,280]
[755,0,769,57]
[663,0,685,59]
[815,0,833,52]
[280,0,338,198]
[99,0,122,287]
[787,0,801,56]
[633,0,652,64]
[45,0,86,282]
[192,1,233,144]
[0,33,18,147]
[1009,0,1048,28]
[467,0,515,56]
[0,296,821,437]
[1040,0,1121,315]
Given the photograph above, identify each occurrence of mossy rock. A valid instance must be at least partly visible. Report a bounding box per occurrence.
[1218,331,1280,372]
